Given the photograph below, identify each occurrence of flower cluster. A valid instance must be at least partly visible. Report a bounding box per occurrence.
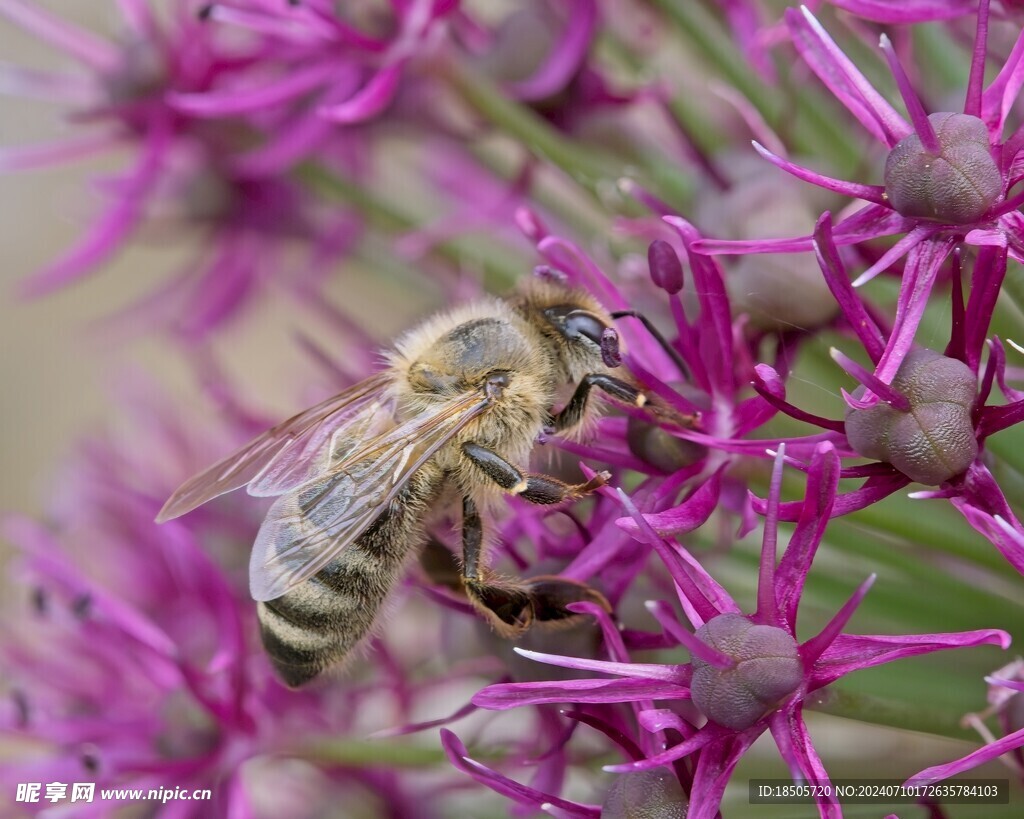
[4,1,1024,817]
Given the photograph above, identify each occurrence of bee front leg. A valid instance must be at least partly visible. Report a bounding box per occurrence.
[460,442,610,504]
[549,373,646,435]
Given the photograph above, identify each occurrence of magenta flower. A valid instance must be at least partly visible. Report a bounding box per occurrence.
[748,213,1024,575]
[171,0,457,135]
[694,1,1024,404]
[0,385,476,817]
[907,659,1024,787]
[459,445,1009,817]
[0,0,358,337]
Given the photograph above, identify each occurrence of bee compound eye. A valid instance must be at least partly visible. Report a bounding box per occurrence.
[544,306,609,346]
[565,311,608,345]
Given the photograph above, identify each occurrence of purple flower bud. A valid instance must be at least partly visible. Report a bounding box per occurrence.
[884,113,1002,224]
[729,253,838,331]
[648,240,684,295]
[102,39,167,104]
[601,770,689,819]
[844,349,978,485]
[690,614,802,731]
[626,416,705,473]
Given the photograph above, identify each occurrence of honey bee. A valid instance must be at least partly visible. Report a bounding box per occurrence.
[156,280,650,686]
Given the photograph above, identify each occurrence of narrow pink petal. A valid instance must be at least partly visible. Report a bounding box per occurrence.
[686,733,759,819]
[615,488,727,624]
[0,63,96,101]
[827,0,975,23]
[785,6,910,147]
[616,471,721,536]
[644,600,732,668]
[507,0,596,101]
[203,4,333,43]
[948,504,1024,575]
[907,725,1024,786]
[814,629,1011,687]
[981,24,1024,136]
[851,224,937,287]
[812,212,886,362]
[539,235,630,311]
[879,34,940,153]
[831,348,911,410]
[964,0,991,118]
[991,337,1024,401]
[319,63,403,123]
[751,141,888,203]
[801,575,876,665]
[602,726,722,773]
[472,676,691,709]
[776,442,840,626]
[20,127,167,296]
[513,648,688,683]
[0,0,118,69]
[169,62,339,117]
[0,131,120,171]
[751,364,846,432]
[754,445,786,623]
[441,730,601,816]
[694,202,912,256]
[964,244,1009,372]
[754,474,909,521]
[869,235,957,389]
[637,707,694,735]
[663,216,733,392]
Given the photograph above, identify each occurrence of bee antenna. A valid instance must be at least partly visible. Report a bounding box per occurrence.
[610,310,689,378]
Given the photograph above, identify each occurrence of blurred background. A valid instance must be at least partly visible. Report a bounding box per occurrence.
[2,3,1022,816]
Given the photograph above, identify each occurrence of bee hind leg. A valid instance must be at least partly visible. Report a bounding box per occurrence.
[458,494,610,637]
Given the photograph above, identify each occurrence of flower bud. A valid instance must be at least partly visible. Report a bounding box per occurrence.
[602,770,689,819]
[699,158,837,330]
[690,614,802,731]
[648,240,684,295]
[844,349,977,485]
[884,113,1002,224]
[626,416,705,473]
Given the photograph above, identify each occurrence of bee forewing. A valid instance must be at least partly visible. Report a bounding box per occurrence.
[155,373,392,523]
[249,392,490,601]
[247,392,396,497]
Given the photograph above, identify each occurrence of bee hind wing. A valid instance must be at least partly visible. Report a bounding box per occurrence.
[249,392,490,601]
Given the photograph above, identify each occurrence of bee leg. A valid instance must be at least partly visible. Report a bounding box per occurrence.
[548,373,646,434]
[460,495,534,636]
[521,575,612,623]
[461,442,610,504]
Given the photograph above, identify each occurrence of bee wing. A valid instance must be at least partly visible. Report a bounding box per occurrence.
[249,391,490,602]
[156,373,393,523]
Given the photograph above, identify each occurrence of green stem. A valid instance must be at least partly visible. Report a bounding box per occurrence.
[297,162,524,290]
[805,687,977,742]
[303,738,451,768]
[441,58,693,208]
[649,0,861,172]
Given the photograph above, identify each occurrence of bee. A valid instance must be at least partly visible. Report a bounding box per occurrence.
[156,280,650,686]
